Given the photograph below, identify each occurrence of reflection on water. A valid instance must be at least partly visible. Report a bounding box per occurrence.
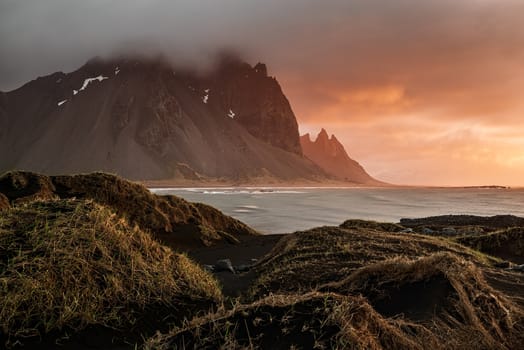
[150,187,524,234]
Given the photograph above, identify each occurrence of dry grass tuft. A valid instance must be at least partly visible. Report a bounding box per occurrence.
[250,226,498,297]
[146,261,524,349]
[0,172,57,204]
[234,227,524,348]
[455,228,524,264]
[0,171,258,249]
[340,219,405,232]
[321,252,523,349]
[0,199,222,348]
[144,292,425,350]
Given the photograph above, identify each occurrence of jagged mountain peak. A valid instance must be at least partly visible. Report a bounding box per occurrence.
[317,128,329,140]
[301,129,381,185]
[302,132,312,142]
[304,128,345,158]
[330,133,340,143]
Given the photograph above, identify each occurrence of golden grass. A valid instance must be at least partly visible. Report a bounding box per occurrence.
[249,226,499,297]
[321,252,523,349]
[146,250,523,349]
[0,199,222,347]
[0,171,258,249]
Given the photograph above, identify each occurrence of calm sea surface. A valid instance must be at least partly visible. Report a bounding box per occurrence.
[150,187,524,234]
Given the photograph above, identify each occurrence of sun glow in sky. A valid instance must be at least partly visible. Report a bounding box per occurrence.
[271,1,524,186]
[1,0,523,186]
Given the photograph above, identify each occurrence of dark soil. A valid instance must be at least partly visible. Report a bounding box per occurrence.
[159,297,343,350]
[369,276,455,321]
[189,234,284,297]
[4,300,217,350]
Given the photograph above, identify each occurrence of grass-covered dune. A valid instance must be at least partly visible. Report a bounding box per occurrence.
[0,171,258,249]
[148,248,524,350]
[249,225,500,297]
[455,228,524,264]
[148,223,524,349]
[321,253,521,349]
[397,214,524,265]
[0,199,222,348]
[145,292,427,350]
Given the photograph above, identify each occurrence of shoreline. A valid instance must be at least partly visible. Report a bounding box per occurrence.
[139,175,395,189]
[140,179,519,190]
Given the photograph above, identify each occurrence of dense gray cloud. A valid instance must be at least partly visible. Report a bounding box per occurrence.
[2,0,522,90]
[1,0,338,89]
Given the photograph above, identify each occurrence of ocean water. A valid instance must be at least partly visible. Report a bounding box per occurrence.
[150,187,524,234]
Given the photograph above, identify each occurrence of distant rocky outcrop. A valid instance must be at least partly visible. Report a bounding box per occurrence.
[400,214,524,229]
[0,56,324,182]
[300,129,381,184]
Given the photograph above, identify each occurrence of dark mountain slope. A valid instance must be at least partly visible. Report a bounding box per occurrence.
[0,57,324,181]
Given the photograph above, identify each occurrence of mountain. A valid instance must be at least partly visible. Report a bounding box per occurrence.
[300,129,381,184]
[0,56,325,182]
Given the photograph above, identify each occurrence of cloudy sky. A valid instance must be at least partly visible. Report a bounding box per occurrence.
[1,0,523,185]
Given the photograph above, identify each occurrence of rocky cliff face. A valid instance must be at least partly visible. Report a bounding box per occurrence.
[205,57,302,155]
[0,56,323,181]
[300,129,381,184]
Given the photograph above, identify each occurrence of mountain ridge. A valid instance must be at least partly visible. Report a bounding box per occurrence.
[0,56,326,181]
[1,55,382,185]
[301,129,382,184]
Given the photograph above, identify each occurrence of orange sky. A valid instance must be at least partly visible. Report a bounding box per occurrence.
[267,1,524,186]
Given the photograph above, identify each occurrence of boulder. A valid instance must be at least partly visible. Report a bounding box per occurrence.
[215,259,235,274]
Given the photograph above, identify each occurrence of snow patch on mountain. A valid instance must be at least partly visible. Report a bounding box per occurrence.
[74,75,109,95]
[202,89,210,103]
